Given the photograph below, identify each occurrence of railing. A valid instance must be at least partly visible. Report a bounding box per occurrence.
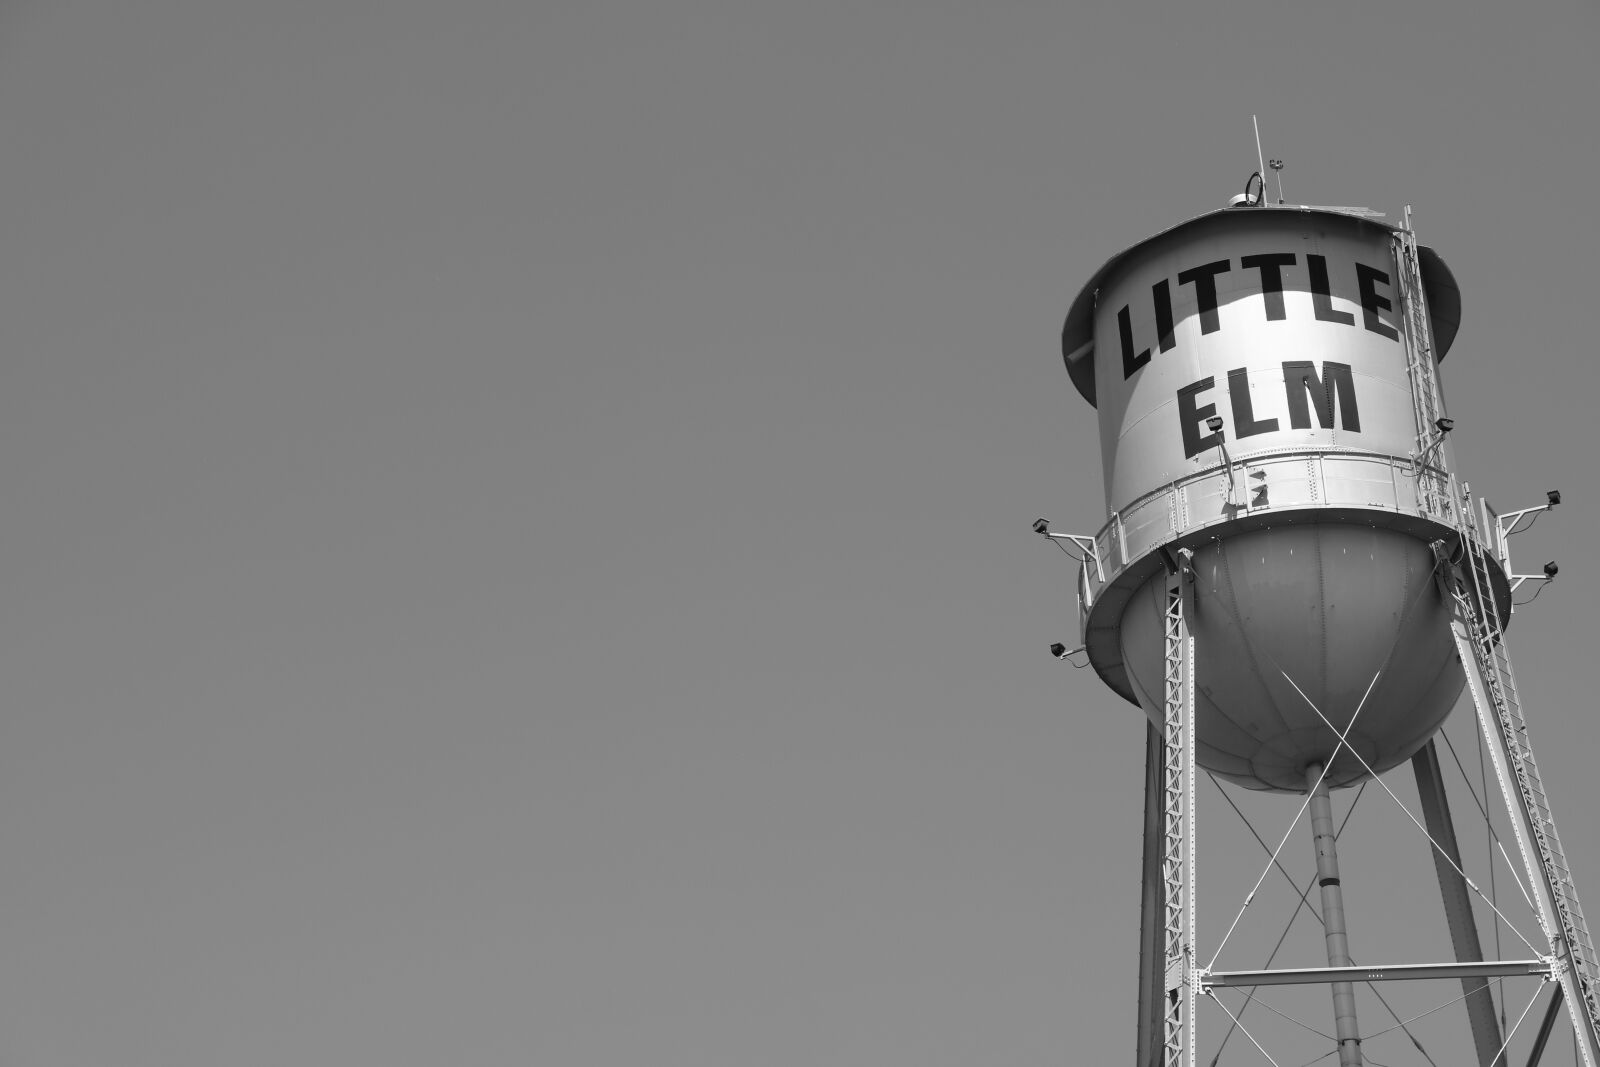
[1077,448,1460,622]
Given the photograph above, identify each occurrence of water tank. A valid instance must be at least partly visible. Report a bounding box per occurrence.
[1061,205,1507,792]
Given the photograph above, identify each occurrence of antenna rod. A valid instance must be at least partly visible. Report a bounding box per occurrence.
[1252,115,1266,191]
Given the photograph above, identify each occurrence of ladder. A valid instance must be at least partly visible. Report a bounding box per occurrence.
[1452,536,1600,1061]
[1397,211,1600,1061]
[1393,213,1456,525]
[1395,214,1444,439]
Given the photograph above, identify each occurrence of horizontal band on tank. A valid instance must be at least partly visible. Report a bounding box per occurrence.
[1060,206,1460,407]
[1072,448,1505,631]
[1105,442,1455,528]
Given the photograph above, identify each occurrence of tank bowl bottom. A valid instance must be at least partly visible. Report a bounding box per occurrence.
[1118,522,1465,793]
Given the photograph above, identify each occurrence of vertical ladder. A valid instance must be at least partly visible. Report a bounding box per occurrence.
[1452,538,1600,1063]
[1393,213,1456,525]
[1395,212,1444,438]
[1398,210,1600,1061]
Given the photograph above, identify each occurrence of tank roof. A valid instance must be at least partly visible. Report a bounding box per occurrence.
[1061,205,1462,406]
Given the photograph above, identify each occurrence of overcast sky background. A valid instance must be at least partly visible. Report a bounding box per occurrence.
[1,2,1597,1065]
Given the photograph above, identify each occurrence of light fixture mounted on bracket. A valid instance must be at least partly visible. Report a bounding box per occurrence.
[1203,416,1241,506]
[1049,642,1089,667]
[1496,491,1565,605]
[1413,416,1457,467]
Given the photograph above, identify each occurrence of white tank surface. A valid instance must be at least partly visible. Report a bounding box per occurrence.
[1061,204,1508,793]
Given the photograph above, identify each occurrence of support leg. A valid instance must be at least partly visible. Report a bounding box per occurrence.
[1451,611,1600,1067]
[1160,564,1196,1067]
[1411,740,1504,1067]
[1526,983,1565,1067]
[1137,720,1165,1067]
[1306,764,1363,1067]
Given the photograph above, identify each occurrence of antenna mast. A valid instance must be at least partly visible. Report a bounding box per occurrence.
[1252,116,1266,190]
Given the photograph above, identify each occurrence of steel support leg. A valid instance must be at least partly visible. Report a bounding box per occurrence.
[1137,720,1166,1067]
[1411,739,1504,1067]
[1160,563,1196,1067]
[1526,983,1565,1067]
[1453,614,1600,1067]
[1307,764,1363,1067]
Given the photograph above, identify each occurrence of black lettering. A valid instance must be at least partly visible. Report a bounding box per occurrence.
[1177,260,1230,335]
[1178,376,1221,458]
[1307,255,1355,325]
[1120,304,1150,378]
[1228,367,1279,438]
[1240,252,1296,321]
[1355,263,1400,340]
[1282,360,1361,432]
[1153,279,1176,352]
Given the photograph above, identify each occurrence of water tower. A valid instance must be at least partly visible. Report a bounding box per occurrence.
[1039,186,1600,1067]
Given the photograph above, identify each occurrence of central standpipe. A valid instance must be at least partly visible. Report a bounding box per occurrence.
[1307,764,1363,1067]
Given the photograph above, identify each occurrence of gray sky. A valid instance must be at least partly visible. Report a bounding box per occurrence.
[1,2,1597,1064]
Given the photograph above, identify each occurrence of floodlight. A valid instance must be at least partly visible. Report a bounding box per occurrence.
[1206,415,1225,434]
[1434,417,1454,434]
[1548,490,1561,507]
[1544,561,1559,578]
[1033,518,1051,535]
[1049,643,1068,659]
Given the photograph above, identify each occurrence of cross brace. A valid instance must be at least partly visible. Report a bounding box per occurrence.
[1205,959,1552,989]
